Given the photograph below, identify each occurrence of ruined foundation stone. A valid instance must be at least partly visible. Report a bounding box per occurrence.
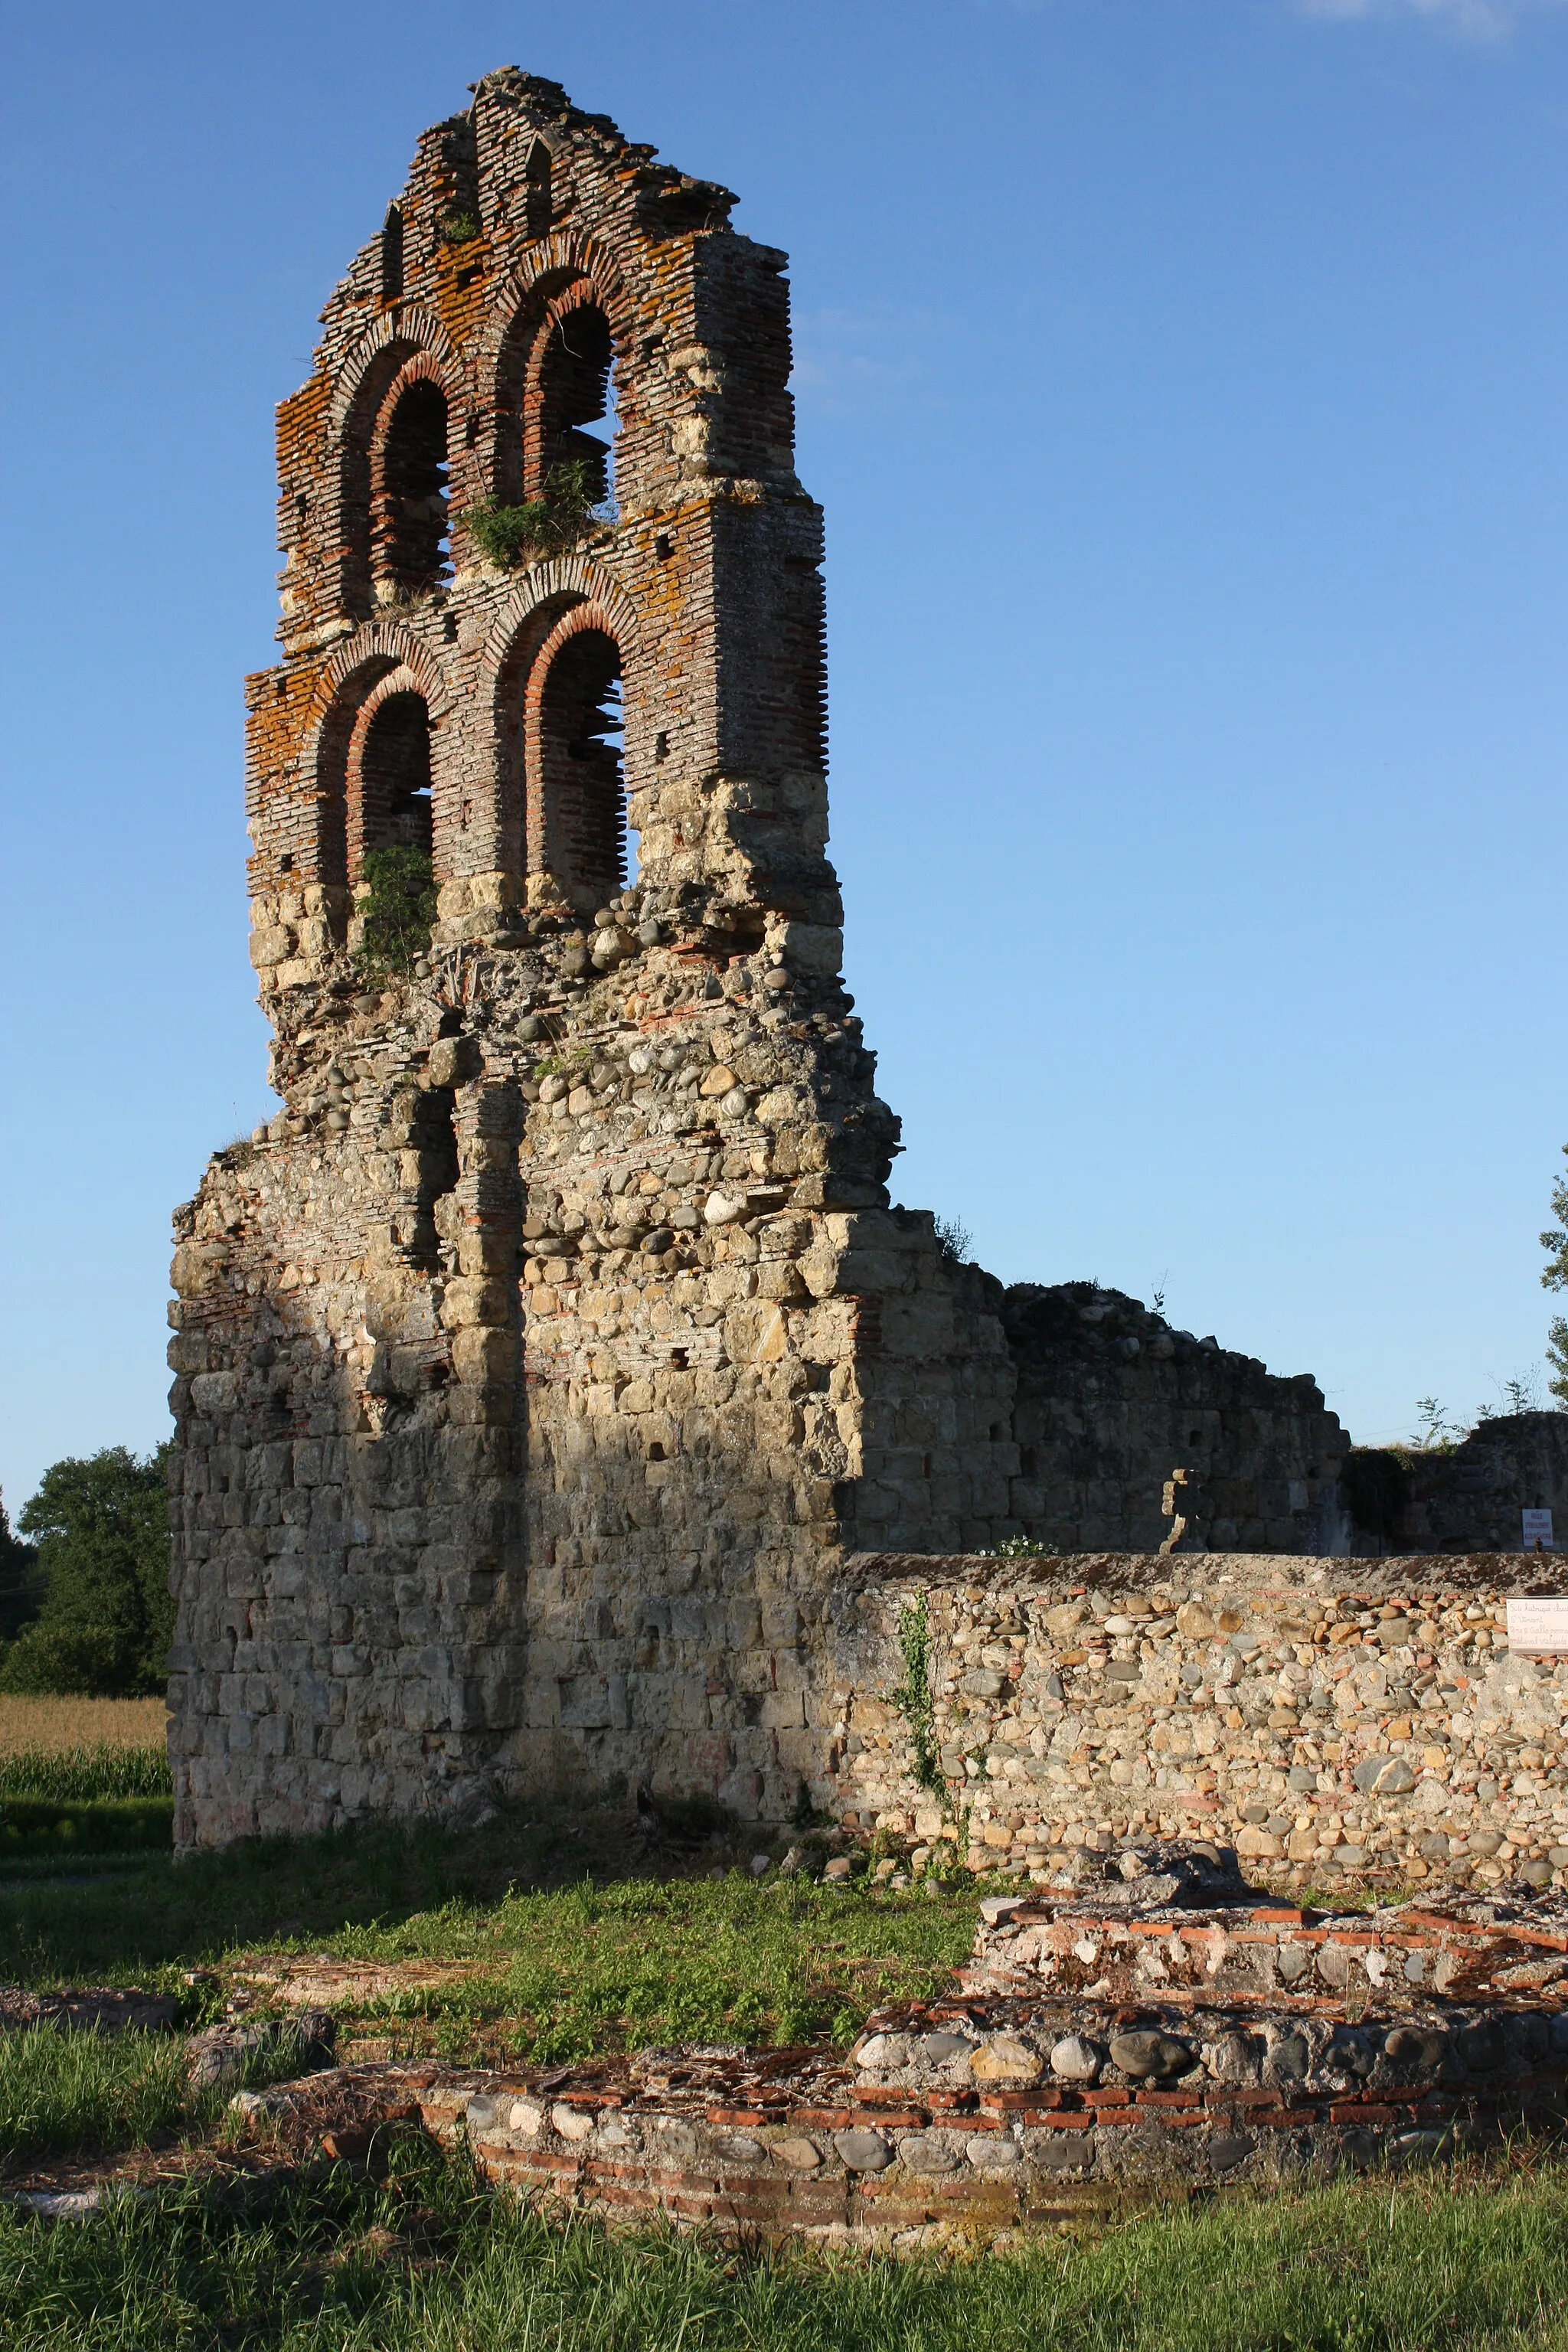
[171,72,1365,1846]
[246,1864,1568,2246]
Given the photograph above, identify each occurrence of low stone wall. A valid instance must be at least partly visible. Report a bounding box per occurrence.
[247,1877,1568,2249]
[823,1554,1568,1889]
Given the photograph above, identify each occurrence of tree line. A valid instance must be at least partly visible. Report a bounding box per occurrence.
[0,1448,172,1697]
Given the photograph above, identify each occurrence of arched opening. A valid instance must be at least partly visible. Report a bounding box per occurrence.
[349,691,433,879]
[381,204,403,302]
[373,379,450,596]
[528,622,629,911]
[523,140,552,240]
[534,299,616,514]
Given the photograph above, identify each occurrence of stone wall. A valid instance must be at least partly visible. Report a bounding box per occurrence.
[828,1554,1568,1890]
[999,1283,1348,1555]
[1349,1413,1568,1557]
[169,71,1349,1847]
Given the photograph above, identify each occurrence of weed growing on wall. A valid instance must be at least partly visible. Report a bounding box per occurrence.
[889,1596,942,1795]
[355,847,437,982]
[933,1214,972,1266]
[438,208,480,244]
[462,462,603,570]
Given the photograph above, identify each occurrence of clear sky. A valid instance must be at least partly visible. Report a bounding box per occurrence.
[2,0,1566,1511]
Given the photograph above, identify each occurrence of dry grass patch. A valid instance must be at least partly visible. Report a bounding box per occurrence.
[0,1698,166,1758]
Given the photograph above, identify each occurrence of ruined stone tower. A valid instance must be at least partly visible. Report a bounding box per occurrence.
[168,74,1348,1846]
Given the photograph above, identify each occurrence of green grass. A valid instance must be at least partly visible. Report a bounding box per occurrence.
[10,1810,1568,2347]
[0,1743,173,1802]
[0,2026,195,2165]
[0,1816,976,2063]
[338,1872,974,2061]
[0,2015,336,2171]
[0,1797,175,1858]
[8,2139,1568,2350]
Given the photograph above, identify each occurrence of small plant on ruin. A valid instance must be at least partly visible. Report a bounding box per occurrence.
[461,462,604,571]
[1412,1396,1464,1453]
[1478,1371,1544,1423]
[1540,1145,1568,1406]
[889,1595,942,1796]
[975,1535,1059,1558]
[354,846,438,982]
[438,207,480,244]
[933,1214,972,1267]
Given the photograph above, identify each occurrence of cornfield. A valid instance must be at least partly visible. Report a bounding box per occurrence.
[0,1698,170,1800]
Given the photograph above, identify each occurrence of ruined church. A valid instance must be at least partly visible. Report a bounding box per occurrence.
[167,73,1348,1846]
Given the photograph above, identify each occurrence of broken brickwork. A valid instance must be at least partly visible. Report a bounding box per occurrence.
[168,73,1348,1846]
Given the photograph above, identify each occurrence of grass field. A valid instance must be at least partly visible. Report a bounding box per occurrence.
[8,2141,1568,2350]
[0,1815,978,2066]
[0,2025,199,2165]
[4,1700,1568,2347]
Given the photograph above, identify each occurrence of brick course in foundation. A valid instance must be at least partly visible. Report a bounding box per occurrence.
[247,1873,1568,2247]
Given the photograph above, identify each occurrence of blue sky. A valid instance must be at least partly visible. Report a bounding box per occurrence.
[2,0,1566,1508]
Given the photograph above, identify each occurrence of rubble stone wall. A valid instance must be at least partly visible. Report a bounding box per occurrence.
[1370,1413,1568,1556]
[829,1554,1568,1890]
[169,72,1348,1847]
[1001,1285,1348,1555]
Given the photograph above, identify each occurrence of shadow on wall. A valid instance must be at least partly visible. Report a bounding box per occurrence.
[998,1282,1350,1557]
[167,1245,526,1851]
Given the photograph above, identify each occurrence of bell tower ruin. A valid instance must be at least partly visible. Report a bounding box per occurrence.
[168,73,1348,1846]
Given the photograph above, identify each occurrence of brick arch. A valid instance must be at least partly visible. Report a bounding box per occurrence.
[475,237,633,512]
[367,352,452,597]
[302,624,456,894]
[479,554,642,683]
[328,305,456,442]
[482,564,644,910]
[523,602,629,911]
[343,666,435,883]
[470,234,628,388]
[330,309,460,618]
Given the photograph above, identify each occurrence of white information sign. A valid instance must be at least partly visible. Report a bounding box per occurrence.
[1522,1510,1555,1553]
[1506,1595,1568,1654]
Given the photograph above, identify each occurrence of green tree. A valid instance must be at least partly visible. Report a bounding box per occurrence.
[0,1496,44,1643]
[0,1446,172,1697]
[1541,1145,1568,1406]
